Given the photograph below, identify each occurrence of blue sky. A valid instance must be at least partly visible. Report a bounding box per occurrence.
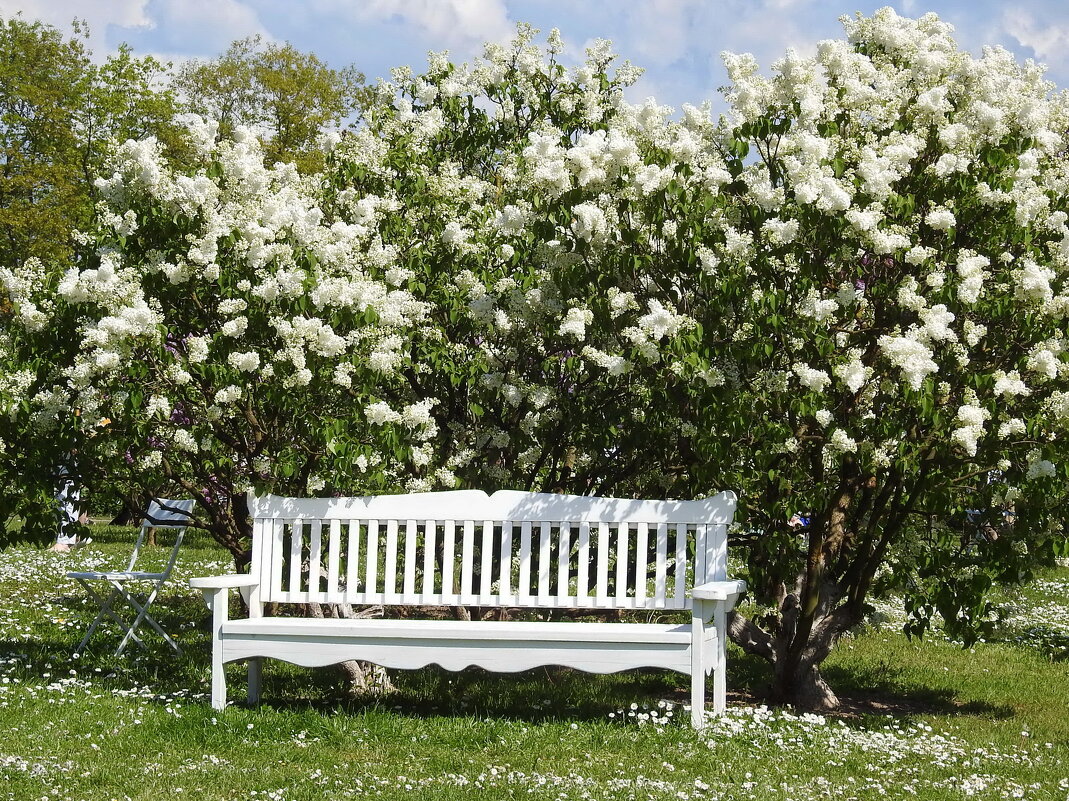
[3,1,1069,113]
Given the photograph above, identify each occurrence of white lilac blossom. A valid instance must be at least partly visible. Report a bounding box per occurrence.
[878,335,939,389]
[956,252,990,304]
[951,402,991,457]
[365,401,401,426]
[799,289,839,322]
[993,370,1031,399]
[998,418,1027,439]
[793,363,832,393]
[834,351,871,393]
[227,351,261,373]
[571,202,609,242]
[559,307,593,340]
[1025,449,1056,479]
[827,428,857,454]
[1016,259,1055,305]
[925,207,956,231]
[1027,347,1060,380]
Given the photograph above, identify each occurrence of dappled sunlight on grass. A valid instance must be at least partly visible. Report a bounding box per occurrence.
[0,532,1065,799]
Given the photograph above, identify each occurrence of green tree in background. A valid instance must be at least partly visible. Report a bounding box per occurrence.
[0,16,180,270]
[0,17,88,269]
[78,42,187,197]
[175,36,372,172]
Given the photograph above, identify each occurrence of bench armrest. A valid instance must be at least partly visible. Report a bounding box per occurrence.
[190,574,261,614]
[691,579,747,603]
[189,574,260,590]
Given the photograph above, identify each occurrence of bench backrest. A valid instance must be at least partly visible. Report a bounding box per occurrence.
[247,489,736,612]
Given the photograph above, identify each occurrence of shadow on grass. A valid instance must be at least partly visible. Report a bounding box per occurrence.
[7,589,1016,726]
[1,588,213,697]
[253,662,689,725]
[725,649,1014,721]
[244,647,1014,726]
[821,660,1014,720]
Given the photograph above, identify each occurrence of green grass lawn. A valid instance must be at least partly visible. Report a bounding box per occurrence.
[1,525,1066,800]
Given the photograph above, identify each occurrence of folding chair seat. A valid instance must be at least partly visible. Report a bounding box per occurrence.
[68,498,195,655]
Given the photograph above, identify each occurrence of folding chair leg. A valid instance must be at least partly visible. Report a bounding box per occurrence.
[116,582,181,655]
[75,581,146,654]
[75,583,114,653]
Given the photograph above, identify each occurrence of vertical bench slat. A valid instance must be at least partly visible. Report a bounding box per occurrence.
[267,518,283,601]
[537,522,551,602]
[248,518,265,617]
[345,518,361,602]
[635,522,649,603]
[441,520,456,601]
[694,523,706,586]
[365,519,380,598]
[288,519,303,600]
[557,522,571,604]
[518,521,532,604]
[673,523,687,608]
[384,519,399,600]
[654,522,668,609]
[709,524,728,581]
[595,522,609,603]
[499,521,513,601]
[460,520,475,602]
[308,520,323,597]
[480,520,495,602]
[326,519,341,602]
[422,520,438,599]
[576,521,591,603]
[403,520,417,597]
[615,523,629,603]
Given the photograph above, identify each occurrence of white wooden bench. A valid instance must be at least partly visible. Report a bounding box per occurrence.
[190,489,745,728]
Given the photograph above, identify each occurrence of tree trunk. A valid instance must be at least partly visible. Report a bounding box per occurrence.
[729,584,863,712]
[336,658,394,696]
[769,657,839,711]
[307,600,395,696]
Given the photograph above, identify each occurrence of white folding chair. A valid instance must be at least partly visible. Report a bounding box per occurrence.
[68,498,195,655]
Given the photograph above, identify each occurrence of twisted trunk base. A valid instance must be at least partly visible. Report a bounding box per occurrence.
[729,608,854,712]
[770,660,839,711]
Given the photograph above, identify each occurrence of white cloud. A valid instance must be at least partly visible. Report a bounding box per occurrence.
[620,0,705,67]
[1002,8,1069,72]
[313,0,515,59]
[0,0,150,28]
[0,0,151,56]
[725,11,821,64]
[135,0,270,53]
[0,0,268,57]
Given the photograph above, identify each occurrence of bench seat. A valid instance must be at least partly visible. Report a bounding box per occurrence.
[216,617,704,673]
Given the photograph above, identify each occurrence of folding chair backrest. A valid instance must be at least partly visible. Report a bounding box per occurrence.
[126,499,196,574]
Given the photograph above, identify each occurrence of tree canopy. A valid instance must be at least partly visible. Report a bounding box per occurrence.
[0,17,180,270]
[1,10,1068,708]
[175,35,372,172]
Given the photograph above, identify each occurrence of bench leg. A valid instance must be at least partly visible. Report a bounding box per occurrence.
[211,652,226,711]
[202,588,228,711]
[690,608,707,729]
[712,607,727,715]
[247,658,262,706]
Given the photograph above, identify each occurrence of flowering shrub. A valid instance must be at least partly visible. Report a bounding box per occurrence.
[3,9,1069,706]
